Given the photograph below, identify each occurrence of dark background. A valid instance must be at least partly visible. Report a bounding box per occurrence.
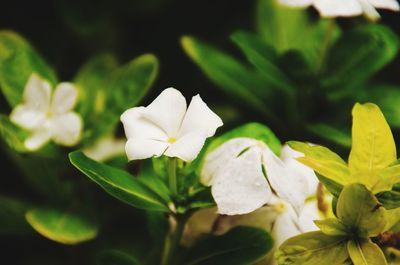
[0,0,399,264]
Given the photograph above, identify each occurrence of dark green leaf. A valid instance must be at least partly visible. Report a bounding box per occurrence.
[307,123,351,148]
[69,151,170,212]
[377,189,400,210]
[182,226,273,265]
[0,30,57,107]
[323,25,399,100]
[97,250,140,265]
[0,114,28,152]
[0,196,32,235]
[181,36,276,119]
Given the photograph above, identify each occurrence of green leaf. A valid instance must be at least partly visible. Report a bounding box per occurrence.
[314,218,348,236]
[208,122,281,155]
[307,123,351,148]
[276,231,349,265]
[97,250,140,265]
[0,30,57,107]
[230,30,294,94]
[377,189,400,210]
[0,114,28,152]
[324,25,399,99]
[336,184,386,237]
[317,174,343,198]
[256,0,309,53]
[26,206,98,245]
[361,84,400,128]
[287,141,350,185]
[182,226,273,265]
[0,196,32,235]
[349,103,396,192]
[181,36,275,119]
[347,239,387,265]
[69,151,170,212]
[138,160,171,204]
[74,53,119,122]
[92,54,159,141]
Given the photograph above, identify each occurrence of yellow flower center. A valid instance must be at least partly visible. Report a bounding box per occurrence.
[46,111,54,118]
[274,202,287,213]
[168,137,177,144]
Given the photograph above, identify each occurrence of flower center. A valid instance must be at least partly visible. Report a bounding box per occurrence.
[46,111,54,118]
[273,202,287,213]
[167,137,177,144]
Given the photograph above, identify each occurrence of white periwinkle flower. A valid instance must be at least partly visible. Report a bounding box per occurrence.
[280,0,399,20]
[121,87,223,162]
[201,138,317,215]
[10,73,83,151]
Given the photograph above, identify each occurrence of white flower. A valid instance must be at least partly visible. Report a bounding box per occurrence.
[10,73,83,151]
[201,138,317,215]
[280,0,399,20]
[120,87,223,162]
[83,136,126,161]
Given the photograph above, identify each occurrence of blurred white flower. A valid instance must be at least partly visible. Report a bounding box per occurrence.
[121,87,223,162]
[10,73,82,151]
[280,0,399,20]
[201,138,317,215]
[83,136,126,161]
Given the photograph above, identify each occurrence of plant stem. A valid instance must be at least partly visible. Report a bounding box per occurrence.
[161,215,187,265]
[168,157,178,196]
[317,19,335,73]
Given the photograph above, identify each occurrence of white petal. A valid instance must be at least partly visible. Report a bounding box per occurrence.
[314,0,363,17]
[49,112,82,146]
[279,0,313,8]
[23,73,51,112]
[51,82,78,114]
[211,147,272,215]
[24,128,52,151]
[164,132,207,162]
[262,147,308,215]
[120,107,167,141]
[280,144,319,197]
[178,95,223,138]
[271,205,301,246]
[201,137,258,186]
[10,105,46,130]
[298,201,320,232]
[141,88,187,137]
[125,138,169,160]
[368,0,400,10]
[358,0,381,20]
[83,137,126,162]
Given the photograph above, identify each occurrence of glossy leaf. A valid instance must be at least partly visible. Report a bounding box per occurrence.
[69,151,170,212]
[347,240,387,265]
[324,25,399,99]
[93,54,159,141]
[182,226,273,265]
[26,206,98,245]
[0,114,28,152]
[230,30,294,94]
[181,36,275,118]
[288,141,350,185]
[337,184,386,237]
[0,30,57,107]
[276,231,348,265]
[349,103,396,192]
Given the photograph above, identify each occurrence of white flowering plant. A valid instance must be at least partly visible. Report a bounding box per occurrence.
[0,1,400,264]
[0,31,159,244]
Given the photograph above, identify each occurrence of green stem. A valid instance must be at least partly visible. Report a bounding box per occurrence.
[161,215,187,265]
[168,157,178,196]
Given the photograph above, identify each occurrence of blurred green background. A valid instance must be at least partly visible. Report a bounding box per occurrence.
[0,0,399,264]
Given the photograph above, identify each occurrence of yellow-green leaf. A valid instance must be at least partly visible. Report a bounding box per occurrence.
[276,231,348,265]
[347,240,387,265]
[349,103,396,188]
[337,184,386,237]
[314,219,348,236]
[26,207,98,245]
[288,141,350,185]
